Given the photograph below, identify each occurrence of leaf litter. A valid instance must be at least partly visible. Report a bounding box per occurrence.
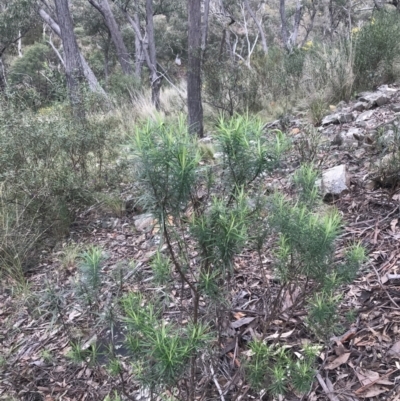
[2,86,400,400]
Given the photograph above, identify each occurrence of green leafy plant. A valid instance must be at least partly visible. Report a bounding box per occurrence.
[215,114,289,195]
[67,340,90,364]
[77,246,105,306]
[122,293,209,393]
[293,163,320,207]
[150,251,172,285]
[128,116,364,399]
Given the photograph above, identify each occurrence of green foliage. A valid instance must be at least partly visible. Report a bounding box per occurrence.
[132,116,201,218]
[0,188,42,285]
[0,0,34,52]
[129,115,364,398]
[103,391,122,401]
[203,57,263,116]
[294,125,323,163]
[0,99,122,281]
[191,193,248,274]
[107,358,123,376]
[108,72,140,101]
[354,11,400,90]
[215,114,289,192]
[245,342,316,396]
[307,291,342,338]
[337,243,367,284]
[302,39,354,103]
[122,293,209,391]
[9,42,64,104]
[67,340,90,364]
[151,251,172,285]
[77,246,105,305]
[269,192,342,283]
[67,339,102,366]
[293,163,320,207]
[308,94,328,126]
[245,340,272,391]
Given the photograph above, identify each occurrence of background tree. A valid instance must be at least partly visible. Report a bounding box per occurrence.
[54,0,86,118]
[87,0,134,76]
[38,5,106,95]
[187,0,205,137]
[0,0,35,90]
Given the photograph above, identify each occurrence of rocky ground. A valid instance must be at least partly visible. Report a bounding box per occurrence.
[1,85,400,401]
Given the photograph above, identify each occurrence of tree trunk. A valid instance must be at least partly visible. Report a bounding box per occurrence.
[280,0,289,50]
[18,31,23,57]
[134,12,144,78]
[201,0,211,56]
[187,0,204,137]
[0,57,7,90]
[146,0,162,110]
[289,0,302,48]
[54,0,85,119]
[88,0,133,76]
[244,0,268,54]
[104,31,111,84]
[39,8,106,96]
[280,0,302,51]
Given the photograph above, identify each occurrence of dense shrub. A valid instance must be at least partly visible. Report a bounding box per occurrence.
[354,11,400,90]
[9,42,65,106]
[0,100,121,281]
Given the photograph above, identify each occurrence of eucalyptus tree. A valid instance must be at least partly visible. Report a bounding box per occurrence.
[187,0,206,137]
[0,0,36,89]
[87,0,135,76]
[38,3,106,96]
[54,0,86,117]
[118,0,163,109]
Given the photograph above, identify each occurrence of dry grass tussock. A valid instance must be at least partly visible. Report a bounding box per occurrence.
[115,82,187,124]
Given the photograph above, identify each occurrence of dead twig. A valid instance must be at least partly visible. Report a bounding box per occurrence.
[316,373,341,401]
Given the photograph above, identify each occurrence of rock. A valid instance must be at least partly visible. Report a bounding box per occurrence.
[358,91,390,107]
[322,112,354,126]
[322,125,337,136]
[331,133,343,146]
[391,104,400,113]
[336,101,347,110]
[338,113,355,123]
[322,114,340,125]
[383,129,395,143]
[134,213,155,231]
[199,136,213,143]
[356,110,375,122]
[354,148,366,158]
[364,180,376,191]
[350,127,365,143]
[352,101,368,112]
[375,95,391,107]
[321,164,349,200]
[378,84,399,94]
[337,127,363,146]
